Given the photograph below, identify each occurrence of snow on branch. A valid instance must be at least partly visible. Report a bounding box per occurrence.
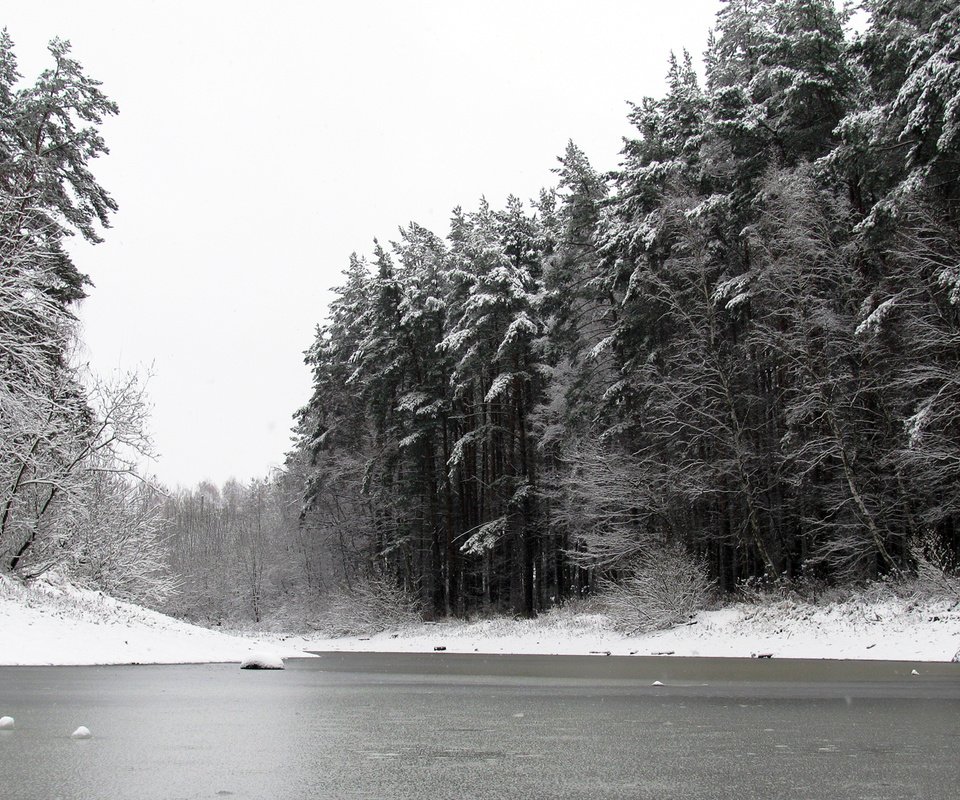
[855,295,900,337]
[484,372,514,403]
[460,516,506,556]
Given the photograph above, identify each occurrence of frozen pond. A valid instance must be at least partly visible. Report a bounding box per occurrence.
[1,654,957,799]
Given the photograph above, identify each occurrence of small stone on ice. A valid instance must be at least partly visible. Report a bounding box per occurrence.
[0,716,14,729]
[240,651,285,670]
[71,726,91,739]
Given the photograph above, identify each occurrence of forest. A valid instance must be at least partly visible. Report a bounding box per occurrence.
[3,1,959,626]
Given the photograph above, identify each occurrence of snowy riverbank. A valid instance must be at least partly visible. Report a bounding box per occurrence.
[0,575,308,666]
[1,574,958,665]
[306,597,960,663]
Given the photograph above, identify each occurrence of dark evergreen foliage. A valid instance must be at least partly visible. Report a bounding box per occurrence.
[293,1,960,617]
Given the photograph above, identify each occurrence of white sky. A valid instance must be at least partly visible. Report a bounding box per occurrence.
[5,0,720,488]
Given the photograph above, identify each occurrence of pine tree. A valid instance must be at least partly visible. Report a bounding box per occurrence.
[0,35,161,583]
[0,34,118,306]
[831,1,960,227]
[439,198,549,615]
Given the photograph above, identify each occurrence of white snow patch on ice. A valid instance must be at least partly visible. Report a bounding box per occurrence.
[71,726,91,739]
[240,651,285,670]
[0,716,14,729]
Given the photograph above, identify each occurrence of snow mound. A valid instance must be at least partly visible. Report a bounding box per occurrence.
[0,574,312,666]
[0,716,13,729]
[240,651,285,670]
[71,726,91,739]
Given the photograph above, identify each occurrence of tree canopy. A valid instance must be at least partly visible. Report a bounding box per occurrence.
[289,0,960,617]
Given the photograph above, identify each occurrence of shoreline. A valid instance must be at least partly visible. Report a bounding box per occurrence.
[2,574,958,666]
[290,595,960,664]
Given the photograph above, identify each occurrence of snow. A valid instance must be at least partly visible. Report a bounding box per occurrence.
[0,716,14,729]
[0,574,311,666]
[1,573,957,666]
[300,597,960,663]
[240,651,285,670]
[71,726,92,740]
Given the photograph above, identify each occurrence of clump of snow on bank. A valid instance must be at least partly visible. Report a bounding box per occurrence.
[240,651,285,670]
[0,573,311,666]
[303,595,960,662]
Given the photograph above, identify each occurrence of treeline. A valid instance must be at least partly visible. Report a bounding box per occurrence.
[291,0,960,618]
[159,476,308,623]
[0,33,172,601]
[9,5,957,626]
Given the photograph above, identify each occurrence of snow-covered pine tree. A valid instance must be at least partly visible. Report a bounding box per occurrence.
[1,35,163,592]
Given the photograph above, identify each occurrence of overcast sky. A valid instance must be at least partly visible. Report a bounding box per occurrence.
[6,0,720,488]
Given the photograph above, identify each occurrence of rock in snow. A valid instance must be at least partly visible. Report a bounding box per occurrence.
[71,726,91,739]
[240,651,285,670]
[0,716,14,729]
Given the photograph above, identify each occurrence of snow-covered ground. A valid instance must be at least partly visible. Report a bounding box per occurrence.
[308,597,960,662]
[1,573,958,665]
[0,574,307,666]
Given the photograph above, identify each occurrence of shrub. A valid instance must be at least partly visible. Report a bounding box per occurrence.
[313,575,422,636]
[902,532,960,602]
[600,543,715,634]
